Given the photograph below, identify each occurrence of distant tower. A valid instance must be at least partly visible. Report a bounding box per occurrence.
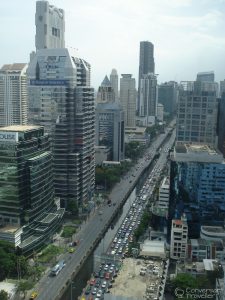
[120,74,136,127]
[35,1,65,50]
[139,73,158,118]
[110,69,119,100]
[97,75,115,103]
[138,41,155,114]
[0,63,28,127]
[196,71,214,82]
[95,102,125,161]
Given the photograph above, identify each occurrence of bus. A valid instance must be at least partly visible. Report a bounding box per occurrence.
[51,260,65,276]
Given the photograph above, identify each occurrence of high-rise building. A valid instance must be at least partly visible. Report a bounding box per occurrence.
[176,81,218,146]
[96,75,115,103]
[0,125,64,253]
[196,71,214,82]
[120,74,136,127]
[35,0,65,50]
[138,73,157,118]
[220,80,225,97]
[138,41,155,114]
[217,93,225,157]
[0,64,28,127]
[158,81,178,115]
[170,214,188,260]
[169,144,225,238]
[27,48,95,211]
[95,102,125,161]
[110,69,119,100]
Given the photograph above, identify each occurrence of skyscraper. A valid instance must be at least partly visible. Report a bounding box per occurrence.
[158,81,178,115]
[0,64,28,127]
[176,81,218,146]
[35,0,65,50]
[120,74,136,127]
[95,102,125,161]
[27,48,95,211]
[0,125,64,253]
[110,69,119,100]
[96,75,115,103]
[139,73,158,118]
[138,41,155,114]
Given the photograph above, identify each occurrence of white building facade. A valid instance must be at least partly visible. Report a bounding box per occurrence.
[0,63,28,127]
[35,0,65,50]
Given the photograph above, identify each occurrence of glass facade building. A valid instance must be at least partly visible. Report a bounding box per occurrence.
[0,125,64,253]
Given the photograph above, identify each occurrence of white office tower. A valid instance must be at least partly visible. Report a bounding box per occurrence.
[110,69,119,100]
[139,73,158,118]
[0,63,28,127]
[35,1,65,50]
[170,214,188,260]
[27,48,95,211]
[120,74,136,127]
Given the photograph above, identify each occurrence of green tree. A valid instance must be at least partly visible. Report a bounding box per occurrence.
[17,280,33,299]
[0,290,9,300]
[67,199,79,216]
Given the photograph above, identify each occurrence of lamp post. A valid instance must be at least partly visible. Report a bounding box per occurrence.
[70,280,75,300]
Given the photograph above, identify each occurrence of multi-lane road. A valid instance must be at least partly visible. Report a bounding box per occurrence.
[35,123,176,300]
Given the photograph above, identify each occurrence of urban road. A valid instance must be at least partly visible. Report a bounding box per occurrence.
[36,122,176,300]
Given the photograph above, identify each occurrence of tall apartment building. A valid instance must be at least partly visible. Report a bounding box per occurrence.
[139,73,158,118]
[27,48,95,211]
[95,102,125,162]
[35,0,65,50]
[138,41,155,114]
[176,81,218,146]
[158,81,178,115]
[120,74,136,127]
[96,76,115,103]
[170,214,188,260]
[110,69,119,100]
[0,64,28,127]
[220,80,225,97]
[0,125,63,253]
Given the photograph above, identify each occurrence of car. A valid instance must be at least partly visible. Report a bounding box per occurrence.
[104,264,109,270]
[68,247,75,253]
[92,288,97,295]
[96,290,103,297]
[101,280,107,288]
[30,292,38,299]
[90,278,96,285]
[85,286,91,295]
[100,271,105,278]
[95,279,101,288]
[105,272,110,279]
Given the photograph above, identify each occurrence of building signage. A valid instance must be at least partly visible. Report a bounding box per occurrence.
[0,132,18,143]
[30,79,68,86]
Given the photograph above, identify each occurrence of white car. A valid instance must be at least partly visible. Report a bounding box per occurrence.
[96,290,103,297]
[101,281,107,288]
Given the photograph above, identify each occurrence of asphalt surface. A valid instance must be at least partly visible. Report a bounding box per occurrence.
[34,122,176,300]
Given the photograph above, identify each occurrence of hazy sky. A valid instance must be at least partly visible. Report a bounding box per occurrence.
[0,0,225,88]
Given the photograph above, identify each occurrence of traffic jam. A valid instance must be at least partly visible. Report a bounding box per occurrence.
[80,159,164,300]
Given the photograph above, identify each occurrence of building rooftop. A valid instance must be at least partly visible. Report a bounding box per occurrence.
[0,225,21,234]
[201,226,225,233]
[174,143,224,163]
[1,63,27,71]
[0,125,43,132]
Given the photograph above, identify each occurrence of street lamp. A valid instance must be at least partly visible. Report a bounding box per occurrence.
[70,280,75,300]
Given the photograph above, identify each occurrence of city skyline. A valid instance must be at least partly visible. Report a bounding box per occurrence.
[0,0,225,88]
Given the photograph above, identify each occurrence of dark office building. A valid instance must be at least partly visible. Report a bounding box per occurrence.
[218,92,225,157]
[158,81,178,115]
[0,125,64,253]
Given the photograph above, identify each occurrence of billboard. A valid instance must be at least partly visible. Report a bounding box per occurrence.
[0,132,18,143]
